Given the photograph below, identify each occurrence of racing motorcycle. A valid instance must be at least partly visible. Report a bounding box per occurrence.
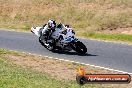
[31,24,87,54]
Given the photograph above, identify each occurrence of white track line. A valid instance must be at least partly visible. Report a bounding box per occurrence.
[55,59,132,74]
[7,50,132,75]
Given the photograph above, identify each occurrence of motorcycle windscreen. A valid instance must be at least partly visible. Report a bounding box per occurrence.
[32,27,42,37]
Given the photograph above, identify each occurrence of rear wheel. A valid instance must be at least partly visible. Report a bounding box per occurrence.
[71,41,87,55]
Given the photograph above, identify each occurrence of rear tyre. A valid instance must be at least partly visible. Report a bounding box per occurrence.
[71,41,87,55]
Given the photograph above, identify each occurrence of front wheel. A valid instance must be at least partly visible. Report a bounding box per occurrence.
[71,41,87,55]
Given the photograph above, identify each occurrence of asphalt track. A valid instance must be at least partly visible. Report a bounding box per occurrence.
[0,29,132,73]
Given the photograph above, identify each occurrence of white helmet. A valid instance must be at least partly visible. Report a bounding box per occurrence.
[47,20,56,29]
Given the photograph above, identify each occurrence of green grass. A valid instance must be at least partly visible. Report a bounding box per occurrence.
[0,49,104,88]
[83,32,132,42]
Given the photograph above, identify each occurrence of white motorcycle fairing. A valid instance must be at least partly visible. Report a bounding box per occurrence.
[31,27,42,37]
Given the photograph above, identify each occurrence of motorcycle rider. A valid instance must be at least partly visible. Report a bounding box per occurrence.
[39,20,74,47]
[40,19,56,44]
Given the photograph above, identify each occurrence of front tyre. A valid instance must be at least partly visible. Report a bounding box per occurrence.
[71,41,87,55]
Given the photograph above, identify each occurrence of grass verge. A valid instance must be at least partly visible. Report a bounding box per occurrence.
[0,49,131,88]
[0,49,105,88]
[82,32,132,44]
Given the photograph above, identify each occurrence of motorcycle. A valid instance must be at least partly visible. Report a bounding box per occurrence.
[31,24,87,54]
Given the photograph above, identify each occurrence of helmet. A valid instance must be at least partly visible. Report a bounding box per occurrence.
[47,20,56,29]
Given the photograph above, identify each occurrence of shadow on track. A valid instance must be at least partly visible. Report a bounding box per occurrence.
[52,51,98,56]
